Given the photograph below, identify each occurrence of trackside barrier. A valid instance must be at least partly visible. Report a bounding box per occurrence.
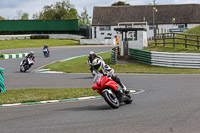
[2,53,28,59]
[0,68,5,93]
[110,47,117,64]
[129,48,200,68]
[129,48,151,65]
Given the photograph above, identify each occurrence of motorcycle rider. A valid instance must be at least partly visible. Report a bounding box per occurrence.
[87,51,102,73]
[43,45,50,52]
[23,51,35,66]
[92,58,130,94]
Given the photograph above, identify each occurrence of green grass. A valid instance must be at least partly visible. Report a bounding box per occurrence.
[0,39,80,50]
[0,88,99,104]
[183,25,200,35]
[44,52,200,74]
[44,52,111,73]
[144,44,200,53]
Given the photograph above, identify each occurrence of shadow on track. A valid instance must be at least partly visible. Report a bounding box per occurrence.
[56,105,113,112]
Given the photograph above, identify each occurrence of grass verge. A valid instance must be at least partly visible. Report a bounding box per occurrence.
[0,39,80,50]
[145,42,200,53]
[44,52,200,74]
[0,88,98,104]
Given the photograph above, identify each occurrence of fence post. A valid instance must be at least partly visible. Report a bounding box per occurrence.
[154,33,157,46]
[163,33,165,46]
[197,36,199,49]
[185,35,187,48]
[0,68,5,93]
[173,33,175,47]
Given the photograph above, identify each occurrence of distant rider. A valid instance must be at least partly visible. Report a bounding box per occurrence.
[92,58,130,94]
[43,45,50,54]
[43,45,49,51]
[87,51,102,73]
[23,51,35,65]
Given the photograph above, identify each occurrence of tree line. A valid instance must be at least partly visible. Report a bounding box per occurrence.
[0,0,90,27]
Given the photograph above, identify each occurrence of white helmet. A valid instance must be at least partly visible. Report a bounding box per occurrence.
[93,58,102,71]
[89,51,94,55]
[30,51,34,55]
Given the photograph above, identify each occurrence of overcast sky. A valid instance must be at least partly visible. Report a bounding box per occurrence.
[0,0,200,19]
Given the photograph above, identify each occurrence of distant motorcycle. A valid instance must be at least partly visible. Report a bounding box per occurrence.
[20,58,34,72]
[92,74,132,109]
[43,48,49,57]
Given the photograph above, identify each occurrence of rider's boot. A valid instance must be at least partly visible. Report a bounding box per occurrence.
[119,82,130,94]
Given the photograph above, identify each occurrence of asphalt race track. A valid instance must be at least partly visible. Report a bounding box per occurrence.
[1,45,200,133]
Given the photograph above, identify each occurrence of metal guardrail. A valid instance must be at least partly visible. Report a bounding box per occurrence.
[0,68,5,93]
[129,48,200,68]
[110,47,117,64]
[129,48,151,65]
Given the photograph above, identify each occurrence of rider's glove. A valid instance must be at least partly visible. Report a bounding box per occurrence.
[103,73,107,76]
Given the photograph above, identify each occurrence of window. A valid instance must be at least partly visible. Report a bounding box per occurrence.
[149,25,156,30]
[99,26,105,31]
[106,26,111,31]
[94,27,97,38]
[178,24,185,29]
[99,26,111,31]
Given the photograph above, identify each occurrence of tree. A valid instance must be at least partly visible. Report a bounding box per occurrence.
[34,0,78,20]
[32,12,39,20]
[42,4,56,20]
[15,10,23,19]
[15,10,29,20]
[21,12,29,20]
[79,7,90,26]
[0,16,5,20]
[111,1,130,6]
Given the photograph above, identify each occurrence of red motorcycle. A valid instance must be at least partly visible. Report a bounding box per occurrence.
[92,74,132,109]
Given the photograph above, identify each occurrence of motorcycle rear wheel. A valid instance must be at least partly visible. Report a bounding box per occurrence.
[102,89,119,109]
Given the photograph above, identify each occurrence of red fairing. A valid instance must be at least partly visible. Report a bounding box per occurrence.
[91,83,101,90]
[92,75,118,94]
[105,81,118,91]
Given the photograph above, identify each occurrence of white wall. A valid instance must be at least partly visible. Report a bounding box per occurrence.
[92,26,120,40]
[48,34,83,40]
[80,39,115,45]
[92,23,200,40]
[119,31,147,55]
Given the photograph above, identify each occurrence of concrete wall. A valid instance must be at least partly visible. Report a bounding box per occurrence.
[128,31,148,49]
[48,34,83,40]
[0,34,83,41]
[119,31,147,55]
[80,39,115,45]
[0,35,31,40]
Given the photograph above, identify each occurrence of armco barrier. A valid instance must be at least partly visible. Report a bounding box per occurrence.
[110,47,117,64]
[129,48,200,68]
[0,68,5,93]
[2,53,28,59]
[129,48,151,65]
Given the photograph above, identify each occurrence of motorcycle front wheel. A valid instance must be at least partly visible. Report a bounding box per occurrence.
[102,89,119,109]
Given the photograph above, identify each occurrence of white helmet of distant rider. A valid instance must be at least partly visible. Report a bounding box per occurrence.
[30,51,34,56]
